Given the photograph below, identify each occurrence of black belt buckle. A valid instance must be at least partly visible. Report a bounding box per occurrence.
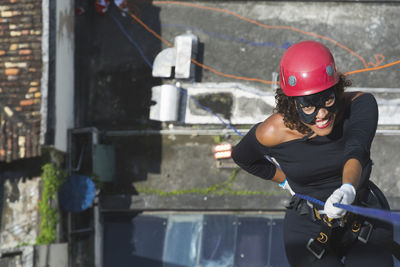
[307,238,325,259]
[358,221,373,244]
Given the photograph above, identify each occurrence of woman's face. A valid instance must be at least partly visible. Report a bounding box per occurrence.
[295,87,337,136]
[303,106,336,136]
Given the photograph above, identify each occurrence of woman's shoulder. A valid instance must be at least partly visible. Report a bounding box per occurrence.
[344,91,376,103]
[342,91,378,122]
[255,113,302,147]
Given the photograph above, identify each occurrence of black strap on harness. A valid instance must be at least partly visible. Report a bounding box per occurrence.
[288,181,400,263]
[362,182,400,261]
[306,214,351,259]
[306,217,334,259]
[350,219,373,244]
[392,240,400,261]
[287,195,376,261]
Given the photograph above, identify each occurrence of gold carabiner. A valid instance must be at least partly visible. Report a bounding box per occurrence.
[317,232,328,244]
[352,221,361,232]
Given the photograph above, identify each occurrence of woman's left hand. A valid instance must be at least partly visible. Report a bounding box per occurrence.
[279,179,295,196]
[323,183,356,219]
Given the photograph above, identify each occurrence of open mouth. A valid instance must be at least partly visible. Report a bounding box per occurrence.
[315,114,334,129]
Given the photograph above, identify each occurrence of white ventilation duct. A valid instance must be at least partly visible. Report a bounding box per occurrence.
[152,48,176,78]
[149,84,180,122]
[174,32,198,79]
[152,32,198,80]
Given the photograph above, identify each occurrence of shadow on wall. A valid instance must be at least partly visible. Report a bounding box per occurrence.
[74,1,163,193]
[75,1,162,128]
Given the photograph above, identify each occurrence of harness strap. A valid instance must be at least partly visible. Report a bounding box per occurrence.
[290,182,399,262]
[392,240,400,261]
[356,221,373,244]
[307,219,334,259]
[289,196,378,260]
[307,214,351,259]
[350,218,400,261]
[307,238,325,259]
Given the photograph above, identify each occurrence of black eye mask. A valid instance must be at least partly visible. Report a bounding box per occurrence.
[295,87,337,124]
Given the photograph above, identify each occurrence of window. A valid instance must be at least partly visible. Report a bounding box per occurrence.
[103,212,289,267]
[103,212,400,267]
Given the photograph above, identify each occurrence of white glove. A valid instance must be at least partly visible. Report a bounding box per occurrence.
[324,183,356,219]
[279,179,295,196]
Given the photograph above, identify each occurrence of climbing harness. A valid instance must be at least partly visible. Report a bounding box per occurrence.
[295,184,400,261]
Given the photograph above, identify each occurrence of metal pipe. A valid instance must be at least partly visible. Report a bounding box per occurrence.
[103,128,400,136]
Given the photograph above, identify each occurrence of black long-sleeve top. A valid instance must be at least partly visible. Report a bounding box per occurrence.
[232,93,378,200]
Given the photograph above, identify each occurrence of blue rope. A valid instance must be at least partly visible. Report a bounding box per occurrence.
[180,89,244,137]
[112,13,400,226]
[110,14,154,68]
[296,193,400,225]
[295,193,325,208]
[112,13,245,137]
[334,203,400,226]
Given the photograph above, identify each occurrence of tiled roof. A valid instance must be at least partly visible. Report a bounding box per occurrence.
[0,0,42,161]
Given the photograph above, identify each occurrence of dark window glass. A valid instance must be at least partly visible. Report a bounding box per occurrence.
[234,217,270,267]
[102,212,400,267]
[103,214,167,267]
[270,218,290,267]
[163,216,202,266]
[200,215,236,266]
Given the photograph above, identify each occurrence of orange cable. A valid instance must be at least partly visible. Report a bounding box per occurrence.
[127,10,278,84]
[191,59,277,84]
[127,2,398,83]
[153,1,371,68]
[129,12,173,47]
[344,59,400,76]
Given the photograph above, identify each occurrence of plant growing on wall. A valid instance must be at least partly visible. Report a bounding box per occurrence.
[36,163,66,244]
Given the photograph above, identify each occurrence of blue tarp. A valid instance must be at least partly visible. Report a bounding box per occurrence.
[59,175,96,213]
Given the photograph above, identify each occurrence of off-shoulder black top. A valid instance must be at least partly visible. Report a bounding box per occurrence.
[232,93,378,200]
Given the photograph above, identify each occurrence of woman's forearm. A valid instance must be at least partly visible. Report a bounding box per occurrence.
[271,167,287,184]
[342,158,362,189]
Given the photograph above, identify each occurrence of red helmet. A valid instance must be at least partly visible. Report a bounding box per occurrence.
[279,41,339,96]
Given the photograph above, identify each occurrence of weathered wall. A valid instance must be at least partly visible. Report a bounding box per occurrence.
[0,176,40,250]
[0,0,43,161]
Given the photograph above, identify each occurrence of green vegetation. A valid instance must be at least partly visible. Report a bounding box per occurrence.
[136,168,282,197]
[16,241,32,248]
[36,163,66,245]
[213,135,222,144]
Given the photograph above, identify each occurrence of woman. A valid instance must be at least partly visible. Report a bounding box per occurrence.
[232,40,394,266]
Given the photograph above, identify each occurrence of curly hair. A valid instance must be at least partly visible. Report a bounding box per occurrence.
[274,74,351,134]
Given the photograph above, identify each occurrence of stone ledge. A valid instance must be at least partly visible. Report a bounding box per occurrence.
[100,194,400,212]
[100,194,291,212]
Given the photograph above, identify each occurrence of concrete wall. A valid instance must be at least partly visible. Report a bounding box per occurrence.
[35,243,68,267]
[0,243,68,267]
[0,177,40,250]
[152,1,400,88]
[77,1,400,211]
[55,0,75,152]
